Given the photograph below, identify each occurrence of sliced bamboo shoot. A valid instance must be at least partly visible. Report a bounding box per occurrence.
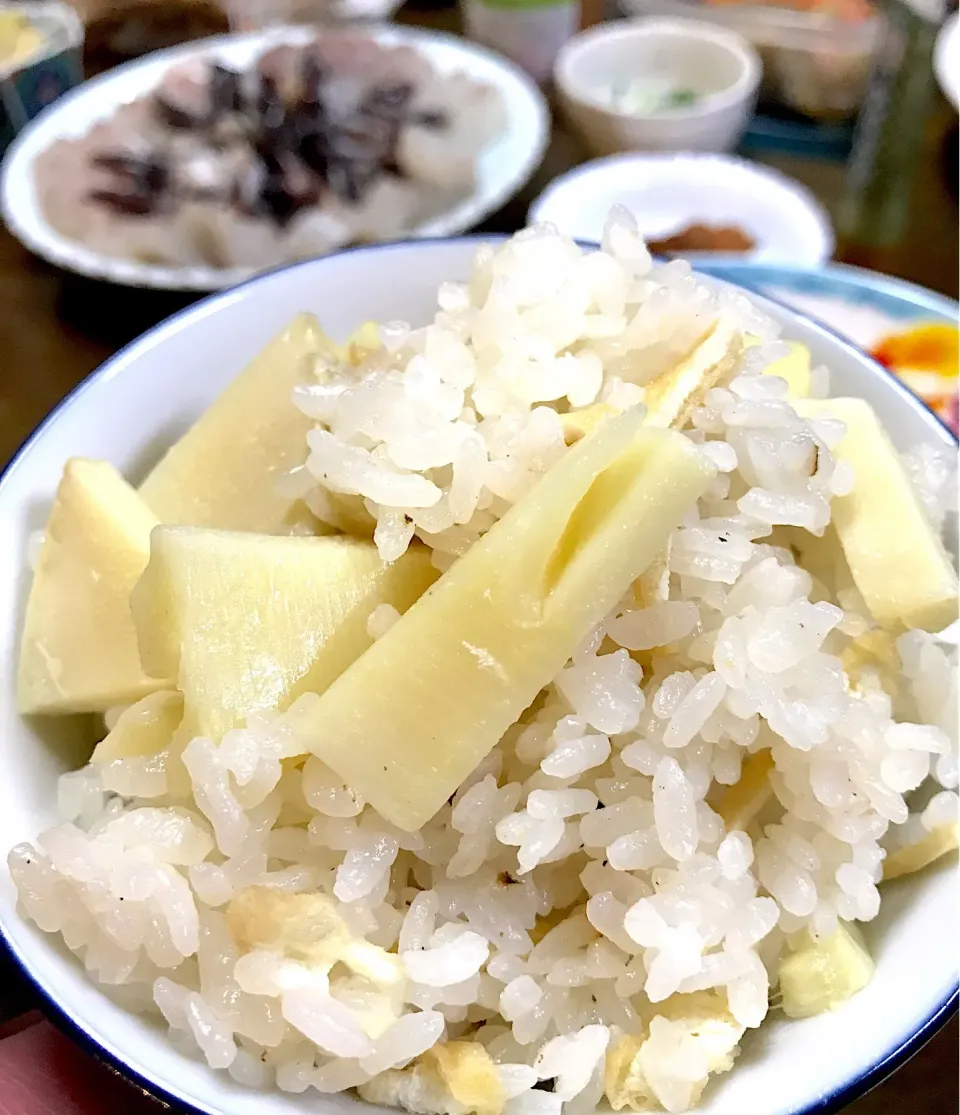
[778,923,874,1018]
[795,397,958,632]
[131,529,438,739]
[139,314,332,534]
[713,749,774,833]
[18,459,171,714]
[745,335,812,399]
[642,319,741,430]
[882,824,959,880]
[304,411,715,830]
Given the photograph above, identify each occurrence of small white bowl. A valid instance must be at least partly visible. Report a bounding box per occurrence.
[554,18,762,157]
[529,152,835,266]
[0,237,955,1115]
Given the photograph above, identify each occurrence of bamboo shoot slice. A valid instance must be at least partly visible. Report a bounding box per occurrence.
[132,529,438,739]
[795,397,958,632]
[139,314,331,534]
[304,411,715,830]
[18,459,170,714]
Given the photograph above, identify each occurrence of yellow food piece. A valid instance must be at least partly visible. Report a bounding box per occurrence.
[131,528,438,739]
[305,411,715,830]
[139,314,330,533]
[226,886,403,988]
[604,992,743,1112]
[778,922,874,1019]
[641,318,741,429]
[344,321,382,365]
[280,501,333,536]
[562,403,618,445]
[745,335,813,399]
[632,542,671,610]
[359,1062,458,1115]
[714,749,774,832]
[882,824,959,880]
[780,526,853,602]
[311,492,377,537]
[841,628,901,697]
[18,459,170,715]
[91,690,183,763]
[427,1042,505,1115]
[529,903,584,945]
[0,12,42,67]
[795,398,959,633]
[605,1033,657,1111]
[227,884,344,958]
[872,323,959,379]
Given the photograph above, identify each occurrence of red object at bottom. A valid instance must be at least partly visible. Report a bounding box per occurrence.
[0,1018,163,1115]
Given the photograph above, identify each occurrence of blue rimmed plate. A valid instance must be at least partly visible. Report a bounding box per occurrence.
[695,258,960,435]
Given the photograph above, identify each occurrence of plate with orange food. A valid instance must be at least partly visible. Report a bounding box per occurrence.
[694,259,959,434]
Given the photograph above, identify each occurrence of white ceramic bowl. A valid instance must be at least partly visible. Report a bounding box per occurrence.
[554,19,762,157]
[0,238,956,1115]
[528,152,835,266]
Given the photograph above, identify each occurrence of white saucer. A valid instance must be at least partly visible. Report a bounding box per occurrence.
[528,151,835,266]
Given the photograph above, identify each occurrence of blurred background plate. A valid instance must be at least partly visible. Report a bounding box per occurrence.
[695,258,960,433]
[0,23,549,290]
[222,0,406,33]
[528,151,834,265]
[935,12,958,111]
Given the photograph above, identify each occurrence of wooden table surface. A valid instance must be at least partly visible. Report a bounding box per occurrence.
[0,4,957,1111]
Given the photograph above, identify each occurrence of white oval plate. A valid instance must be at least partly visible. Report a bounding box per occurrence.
[528,152,835,266]
[0,25,549,290]
[0,237,955,1115]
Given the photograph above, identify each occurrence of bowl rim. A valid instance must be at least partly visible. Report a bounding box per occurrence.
[0,234,956,1115]
[554,17,763,122]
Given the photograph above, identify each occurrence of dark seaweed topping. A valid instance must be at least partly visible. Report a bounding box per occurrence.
[154,96,206,130]
[296,131,329,177]
[257,170,301,227]
[299,54,326,109]
[327,159,373,204]
[89,189,159,216]
[93,152,170,194]
[96,44,439,228]
[413,109,448,129]
[210,64,245,115]
[362,82,414,116]
[257,75,285,129]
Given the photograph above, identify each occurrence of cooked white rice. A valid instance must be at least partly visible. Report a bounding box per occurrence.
[8,214,959,1114]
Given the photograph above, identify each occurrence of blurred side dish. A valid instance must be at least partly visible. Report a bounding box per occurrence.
[871,323,960,436]
[0,9,43,68]
[626,0,879,120]
[33,33,505,270]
